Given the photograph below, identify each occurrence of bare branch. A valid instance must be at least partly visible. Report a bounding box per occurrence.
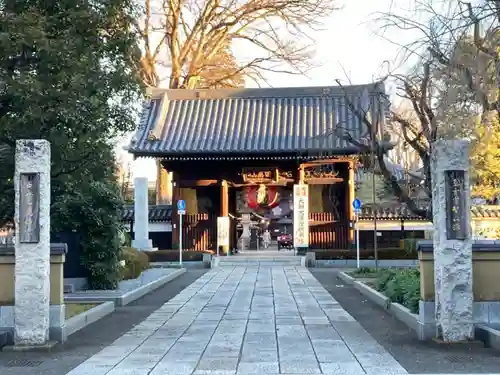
[134,0,338,88]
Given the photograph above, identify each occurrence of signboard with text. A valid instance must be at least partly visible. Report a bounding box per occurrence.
[19,173,40,243]
[293,184,309,248]
[445,170,468,240]
[217,216,230,248]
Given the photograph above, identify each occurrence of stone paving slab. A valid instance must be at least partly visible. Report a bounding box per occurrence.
[64,266,408,375]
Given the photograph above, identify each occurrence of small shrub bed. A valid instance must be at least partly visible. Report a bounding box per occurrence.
[145,249,214,262]
[120,247,150,280]
[374,268,421,314]
[314,248,417,260]
[349,267,381,277]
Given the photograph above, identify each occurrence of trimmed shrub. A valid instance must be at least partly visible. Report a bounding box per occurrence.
[314,248,417,260]
[374,269,396,291]
[120,247,150,280]
[145,249,214,263]
[374,268,420,313]
[350,267,378,276]
[52,180,124,290]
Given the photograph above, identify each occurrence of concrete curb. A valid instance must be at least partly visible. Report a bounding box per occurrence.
[119,268,186,306]
[339,271,417,330]
[65,268,186,307]
[476,324,500,350]
[353,280,391,309]
[337,271,356,285]
[390,301,419,331]
[65,301,115,338]
[316,259,418,268]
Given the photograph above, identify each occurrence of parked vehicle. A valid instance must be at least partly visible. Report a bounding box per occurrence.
[277,234,293,250]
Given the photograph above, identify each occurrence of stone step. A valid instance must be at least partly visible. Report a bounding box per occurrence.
[219,260,301,263]
[216,257,302,267]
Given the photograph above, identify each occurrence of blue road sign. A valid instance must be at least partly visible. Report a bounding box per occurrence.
[178,209,186,215]
[177,199,186,211]
[352,198,362,210]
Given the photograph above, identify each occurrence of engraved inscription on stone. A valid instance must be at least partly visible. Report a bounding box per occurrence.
[445,170,467,240]
[19,173,40,243]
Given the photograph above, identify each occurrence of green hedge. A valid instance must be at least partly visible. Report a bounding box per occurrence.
[314,248,417,260]
[52,180,124,290]
[145,250,214,262]
[120,247,150,280]
[374,268,421,313]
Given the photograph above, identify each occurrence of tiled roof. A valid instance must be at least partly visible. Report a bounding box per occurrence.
[359,204,428,220]
[471,205,500,218]
[121,205,172,222]
[128,84,388,155]
[360,204,500,221]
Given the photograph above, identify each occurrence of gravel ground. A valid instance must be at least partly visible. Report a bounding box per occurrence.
[0,269,208,375]
[311,268,500,374]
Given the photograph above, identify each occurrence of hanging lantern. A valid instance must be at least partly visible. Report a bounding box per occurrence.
[246,185,280,209]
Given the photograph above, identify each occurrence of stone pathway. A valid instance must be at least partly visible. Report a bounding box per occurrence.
[65,266,408,375]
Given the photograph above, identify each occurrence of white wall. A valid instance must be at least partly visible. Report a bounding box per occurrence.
[358,220,432,231]
[123,222,172,232]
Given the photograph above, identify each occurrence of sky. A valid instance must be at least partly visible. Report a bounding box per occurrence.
[126,0,425,180]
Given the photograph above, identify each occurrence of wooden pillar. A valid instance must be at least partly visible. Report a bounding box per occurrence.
[171,173,180,248]
[298,166,305,184]
[347,160,355,243]
[220,180,229,254]
[156,161,172,204]
[221,180,229,217]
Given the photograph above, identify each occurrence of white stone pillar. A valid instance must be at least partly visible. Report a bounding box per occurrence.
[132,177,153,250]
[431,140,473,342]
[14,140,51,346]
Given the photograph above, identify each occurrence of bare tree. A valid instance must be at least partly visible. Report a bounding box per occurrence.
[195,38,245,88]
[135,0,338,88]
[339,0,500,218]
[375,0,500,120]
[387,102,425,172]
[334,59,440,220]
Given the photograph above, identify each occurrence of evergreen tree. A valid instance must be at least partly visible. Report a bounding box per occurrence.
[0,0,143,288]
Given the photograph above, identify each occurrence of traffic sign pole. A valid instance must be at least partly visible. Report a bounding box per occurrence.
[179,213,183,266]
[177,200,186,267]
[352,199,362,269]
[355,210,360,269]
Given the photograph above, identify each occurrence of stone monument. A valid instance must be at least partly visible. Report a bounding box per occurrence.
[431,140,473,341]
[132,177,155,251]
[14,140,51,346]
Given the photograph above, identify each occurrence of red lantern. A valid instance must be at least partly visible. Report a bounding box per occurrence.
[246,185,280,209]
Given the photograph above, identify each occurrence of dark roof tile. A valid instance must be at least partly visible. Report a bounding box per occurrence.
[121,205,172,222]
[128,84,389,155]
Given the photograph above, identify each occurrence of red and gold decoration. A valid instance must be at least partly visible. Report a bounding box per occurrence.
[246,184,280,209]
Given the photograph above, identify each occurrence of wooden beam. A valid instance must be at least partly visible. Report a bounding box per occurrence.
[179,179,218,187]
[305,178,344,184]
[231,181,291,188]
[301,159,351,167]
